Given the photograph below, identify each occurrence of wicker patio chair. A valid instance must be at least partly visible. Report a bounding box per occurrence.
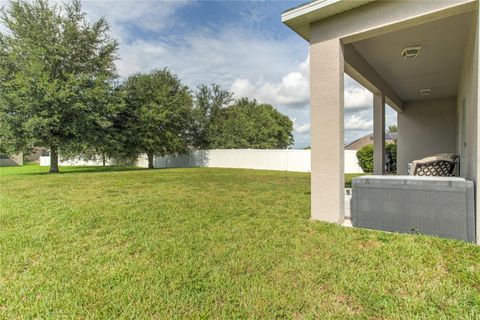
[410,155,456,177]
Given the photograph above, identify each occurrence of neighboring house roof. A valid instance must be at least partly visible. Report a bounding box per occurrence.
[344,133,396,150]
[386,132,396,141]
[281,0,375,40]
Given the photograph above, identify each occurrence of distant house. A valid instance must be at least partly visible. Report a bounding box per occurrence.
[24,147,48,163]
[0,152,23,166]
[344,133,396,150]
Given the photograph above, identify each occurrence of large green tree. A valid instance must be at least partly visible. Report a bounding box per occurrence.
[0,0,118,172]
[61,84,127,166]
[192,84,233,149]
[209,98,294,149]
[121,69,193,169]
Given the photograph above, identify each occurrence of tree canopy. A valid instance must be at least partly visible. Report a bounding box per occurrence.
[208,98,294,149]
[191,84,233,149]
[0,0,296,171]
[0,0,118,172]
[120,69,193,168]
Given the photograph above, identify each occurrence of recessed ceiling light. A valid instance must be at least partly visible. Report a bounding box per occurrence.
[401,46,422,59]
[420,88,431,95]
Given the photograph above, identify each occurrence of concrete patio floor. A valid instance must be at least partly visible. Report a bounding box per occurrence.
[343,190,352,227]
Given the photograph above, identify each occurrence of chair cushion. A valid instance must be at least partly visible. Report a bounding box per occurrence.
[434,153,455,160]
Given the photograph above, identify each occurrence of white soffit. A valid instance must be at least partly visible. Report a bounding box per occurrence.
[282,0,375,41]
[351,11,474,101]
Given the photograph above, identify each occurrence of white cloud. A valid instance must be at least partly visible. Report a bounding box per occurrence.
[227,59,370,114]
[115,39,169,76]
[294,123,310,134]
[344,83,372,112]
[116,27,306,94]
[230,55,309,109]
[344,111,372,145]
[1,0,192,44]
[386,105,398,128]
[82,0,192,43]
[230,79,256,99]
[291,117,310,134]
[343,96,399,144]
[345,113,373,131]
[344,74,373,113]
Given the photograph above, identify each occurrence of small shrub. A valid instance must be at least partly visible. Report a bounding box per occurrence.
[386,143,397,173]
[356,144,373,173]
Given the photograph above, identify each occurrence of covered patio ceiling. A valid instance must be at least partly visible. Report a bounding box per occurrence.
[346,10,475,102]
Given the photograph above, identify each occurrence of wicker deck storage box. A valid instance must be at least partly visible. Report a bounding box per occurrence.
[352,176,475,242]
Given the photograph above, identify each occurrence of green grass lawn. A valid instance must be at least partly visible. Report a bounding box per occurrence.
[345,173,366,188]
[1,165,479,319]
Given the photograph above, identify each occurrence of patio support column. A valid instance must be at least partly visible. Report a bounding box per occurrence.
[373,93,385,175]
[310,38,344,223]
[476,3,480,245]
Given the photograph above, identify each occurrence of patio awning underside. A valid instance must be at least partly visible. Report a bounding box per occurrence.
[344,10,475,111]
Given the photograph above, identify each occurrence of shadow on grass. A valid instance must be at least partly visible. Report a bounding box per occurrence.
[0,164,159,176]
[36,166,156,175]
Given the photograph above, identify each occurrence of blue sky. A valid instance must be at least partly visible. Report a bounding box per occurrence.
[1,0,397,148]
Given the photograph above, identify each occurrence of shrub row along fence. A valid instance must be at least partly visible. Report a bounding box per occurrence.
[40,149,363,173]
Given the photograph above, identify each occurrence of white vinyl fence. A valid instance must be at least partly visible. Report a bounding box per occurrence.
[344,150,363,173]
[136,149,364,173]
[39,156,117,167]
[40,149,364,173]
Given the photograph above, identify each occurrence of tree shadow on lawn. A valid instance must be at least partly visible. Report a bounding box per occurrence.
[54,166,150,175]
[3,165,156,176]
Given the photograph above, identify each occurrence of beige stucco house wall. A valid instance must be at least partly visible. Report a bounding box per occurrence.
[397,98,457,175]
[457,12,479,181]
[283,0,479,243]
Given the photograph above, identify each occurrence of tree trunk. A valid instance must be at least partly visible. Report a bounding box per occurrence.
[102,153,106,166]
[147,152,154,169]
[50,147,59,173]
